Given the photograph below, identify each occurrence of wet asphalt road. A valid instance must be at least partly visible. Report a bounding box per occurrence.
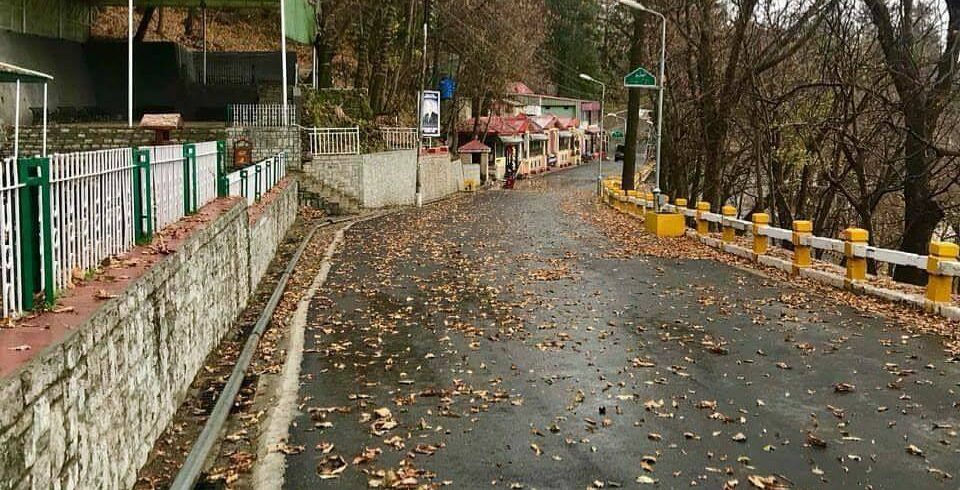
[283,164,960,489]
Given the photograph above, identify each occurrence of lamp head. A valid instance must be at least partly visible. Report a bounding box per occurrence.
[619,0,648,11]
[579,73,594,82]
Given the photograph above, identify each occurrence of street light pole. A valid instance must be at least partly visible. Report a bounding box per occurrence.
[579,73,606,196]
[607,112,626,127]
[619,0,665,210]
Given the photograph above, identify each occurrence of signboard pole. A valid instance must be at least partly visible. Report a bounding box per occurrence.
[414,0,429,208]
[653,11,666,209]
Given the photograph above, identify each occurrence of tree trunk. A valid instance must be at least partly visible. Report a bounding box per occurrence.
[621,11,645,192]
[135,7,155,42]
[895,109,944,283]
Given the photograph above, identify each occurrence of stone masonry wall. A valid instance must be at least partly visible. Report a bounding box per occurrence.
[301,154,363,202]
[225,127,302,169]
[249,181,300,288]
[2,125,228,159]
[0,181,299,490]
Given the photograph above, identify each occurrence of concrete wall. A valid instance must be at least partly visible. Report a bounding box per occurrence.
[301,150,465,209]
[0,180,299,490]
[0,31,97,128]
[361,150,417,208]
[418,153,464,204]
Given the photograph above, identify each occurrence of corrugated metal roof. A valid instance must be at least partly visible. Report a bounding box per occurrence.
[0,62,54,83]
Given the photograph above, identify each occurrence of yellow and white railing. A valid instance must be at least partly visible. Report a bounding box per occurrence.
[601,179,960,319]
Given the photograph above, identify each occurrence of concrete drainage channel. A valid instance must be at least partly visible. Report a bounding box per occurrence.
[167,215,347,489]
[167,210,396,490]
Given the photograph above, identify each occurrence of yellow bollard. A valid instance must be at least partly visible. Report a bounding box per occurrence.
[752,213,769,256]
[841,228,869,283]
[721,205,737,243]
[926,241,959,304]
[675,198,687,208]
[644,191,655,210]
[626,190,640,215]
[792,220,813,274]
[696,201,710,235]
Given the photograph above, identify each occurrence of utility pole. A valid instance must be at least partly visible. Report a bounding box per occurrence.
[414,0,429,207]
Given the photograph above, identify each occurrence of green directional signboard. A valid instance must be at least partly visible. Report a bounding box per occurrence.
[624,67,657,89]
[611,129,625,139]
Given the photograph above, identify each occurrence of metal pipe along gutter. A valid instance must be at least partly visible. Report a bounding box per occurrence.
[170,215,354,490]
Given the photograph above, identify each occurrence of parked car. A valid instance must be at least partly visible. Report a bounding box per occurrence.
[614,144,625,162]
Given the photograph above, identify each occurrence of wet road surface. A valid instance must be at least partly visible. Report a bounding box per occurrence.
[283,164,960,489]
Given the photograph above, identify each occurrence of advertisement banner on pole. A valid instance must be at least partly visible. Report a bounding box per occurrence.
[421,90,441,137]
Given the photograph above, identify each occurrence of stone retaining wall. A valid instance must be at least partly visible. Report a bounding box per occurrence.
[419,153,464,204]
[0,180,299,490]
[301,150,464,208]
[3,125,227,159]
[249,181,300,288]
[225,127,301,167]
[302,154,363,201]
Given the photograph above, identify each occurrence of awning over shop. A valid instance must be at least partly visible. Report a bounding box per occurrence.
[559,131,573,138]
[529,134,548,141]
[499,135,524,144]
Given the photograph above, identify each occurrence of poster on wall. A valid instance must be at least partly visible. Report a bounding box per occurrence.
[421,90,441,137]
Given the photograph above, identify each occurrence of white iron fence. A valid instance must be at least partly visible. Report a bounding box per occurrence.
[379,127,419,150]
[226,152,287,205]
[0,139,287,319]
[228,104,298,127]
[0,157,24,319]
[49,149,136,291]
[304,127,360,156]
[196,141,220,207]
[149,145,188,231]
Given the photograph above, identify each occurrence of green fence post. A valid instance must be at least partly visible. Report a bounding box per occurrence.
[254,164,262,202]
[182,143,197,214]
[240,169,248,202]
[216,140,228,197]
[17,158,39,311]
[17,157,55,309]
[265,159,273,190]
[132,148,154,244]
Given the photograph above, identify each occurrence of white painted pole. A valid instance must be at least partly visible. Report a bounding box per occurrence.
[202,5,207,85]
[279,0,289,125]
[654,10,665,205]
[14,80,20,159]
[128,0,133,127]
[43,82,48,157]
[599,82,605,186]
[312,45,317,89]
